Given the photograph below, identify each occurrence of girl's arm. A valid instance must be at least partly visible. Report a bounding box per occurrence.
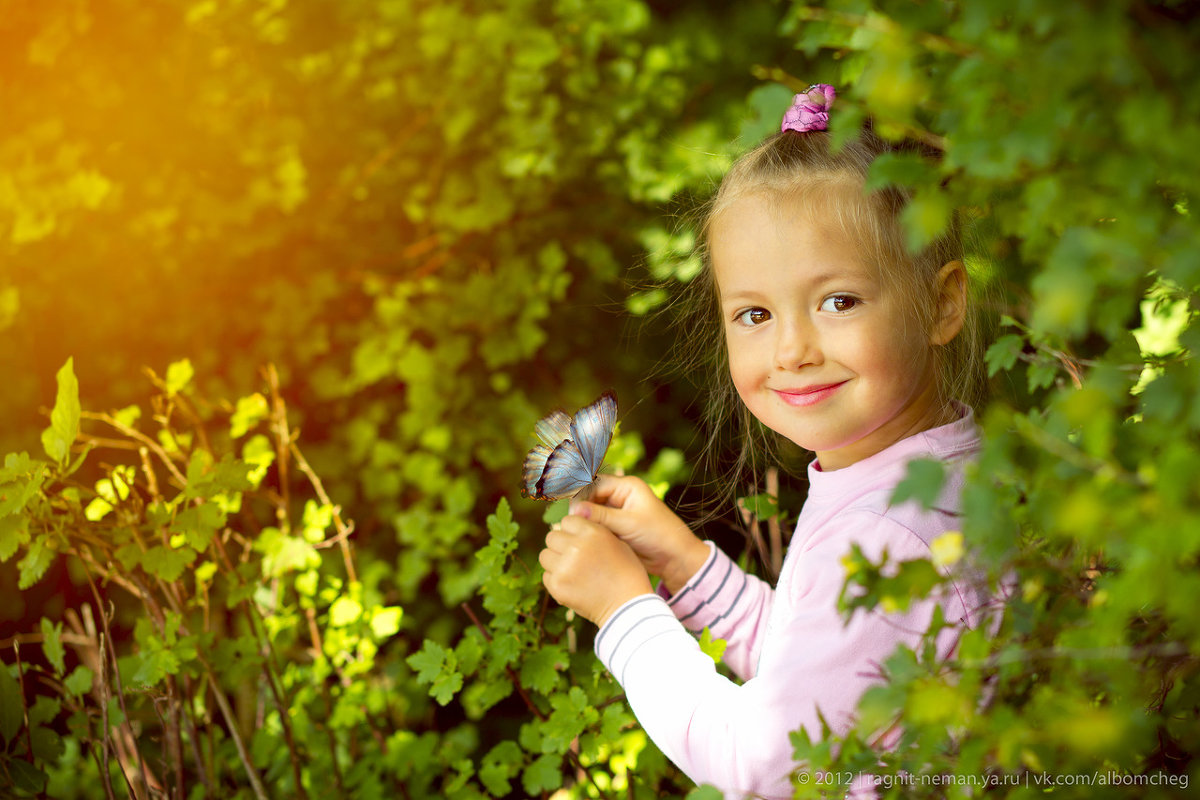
[592,512,971,799]
[569,476,776,680]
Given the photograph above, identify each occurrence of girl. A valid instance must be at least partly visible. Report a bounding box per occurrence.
[539,85,992,799]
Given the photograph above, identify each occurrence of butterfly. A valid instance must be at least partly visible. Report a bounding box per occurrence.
[521,391,617,501]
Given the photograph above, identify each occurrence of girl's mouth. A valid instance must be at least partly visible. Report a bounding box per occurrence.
[773,381,847,407]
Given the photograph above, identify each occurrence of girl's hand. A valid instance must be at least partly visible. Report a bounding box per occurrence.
[571,475,711,595]
[539,514,652,627]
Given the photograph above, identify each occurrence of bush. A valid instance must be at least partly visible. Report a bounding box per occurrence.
[3,1,1199,798]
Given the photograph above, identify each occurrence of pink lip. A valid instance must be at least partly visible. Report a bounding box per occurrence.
[773,381,847,407]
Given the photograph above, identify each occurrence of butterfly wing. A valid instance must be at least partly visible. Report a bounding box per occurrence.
[521,390,618,501]
[534,410,572,449]
[534,440,595,500]
[521,444,555,498]
[570,391,617,480]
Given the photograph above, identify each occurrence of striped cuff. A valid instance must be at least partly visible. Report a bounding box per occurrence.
[664,542,747,635]
[594,594,692,686]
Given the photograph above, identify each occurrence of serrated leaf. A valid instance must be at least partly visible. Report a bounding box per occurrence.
[985,333,1025,377]
[406,641,463,705]
[519,644,566,694]
[521,752,562,795]
[172,502,225,551]
[486,497,518,545]
[63,666,94,697]
[230,393,269,438]
[479,740,523,797]
[165,358,194,395]
[40,358,80,465]
[890,458,946,510]
[18,537,54,589]
[40,619,65,675]
[129,648,180,686]
[142,545,196,582]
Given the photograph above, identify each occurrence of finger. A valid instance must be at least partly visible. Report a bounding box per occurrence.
[565,501,636,539]
[558,512,614,539]
[587,474,642,508]
[543,527,571,553]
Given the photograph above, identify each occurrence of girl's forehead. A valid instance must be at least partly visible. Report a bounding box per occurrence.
[709,187,892,286]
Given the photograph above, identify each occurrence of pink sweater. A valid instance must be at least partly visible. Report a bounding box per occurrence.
[594,410,989,799]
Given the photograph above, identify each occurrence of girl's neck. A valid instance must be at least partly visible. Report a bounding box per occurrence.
[813,386,954,471]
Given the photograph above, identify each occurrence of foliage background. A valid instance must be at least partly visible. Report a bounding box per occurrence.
[2,0,1199,798]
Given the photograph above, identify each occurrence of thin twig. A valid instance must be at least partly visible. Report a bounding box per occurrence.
[766,467,782,578]
[12,643,36,767]
[80,410,188,488]
[0,631,94,650]
[199,661,269,800]
[290,441,358,584]
[98,633,127,800]
[84,573,153,799]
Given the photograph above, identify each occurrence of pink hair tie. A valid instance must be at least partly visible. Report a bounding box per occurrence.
[781,84,836,133]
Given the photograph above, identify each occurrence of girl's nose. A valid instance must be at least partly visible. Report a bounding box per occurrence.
[774,317,822,371]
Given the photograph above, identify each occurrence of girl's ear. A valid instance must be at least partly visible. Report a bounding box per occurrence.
[930,261,968,346]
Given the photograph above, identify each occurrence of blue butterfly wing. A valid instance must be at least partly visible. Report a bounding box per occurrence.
[570,391,617,479]
[535,440,594,500]
[521,444,555,498]
[521,391,618,501]
[534,410,572,449]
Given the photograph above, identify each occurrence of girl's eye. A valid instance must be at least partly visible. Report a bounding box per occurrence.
[820,295,858,313]
[735,308,771,326]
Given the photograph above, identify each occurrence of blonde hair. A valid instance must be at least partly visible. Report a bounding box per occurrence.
[674,127,989,491]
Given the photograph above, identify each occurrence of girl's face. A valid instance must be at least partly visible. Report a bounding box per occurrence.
[711,191,951,471]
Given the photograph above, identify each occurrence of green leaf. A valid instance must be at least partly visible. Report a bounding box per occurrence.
[172,502,225,551]
[63,666,94,697]
[865,151,935,191]
[737,492,779,519]
[519,644,566,694]
[230,392,269,438]
[0,516,26,562]
[30,725,64,761]
[985,333,1024,377]
[142,544,197,582]
[165,358,194,395]
[129,648,180,687]
[255,527,319,577]
[40,357,80,465]
[890,458,946,511]
[369,606,403,639]
[40,619,65,675]
[479,741,523,797]
[8,757,47,794]
[486,498,518,546]
[328,596,363,627]
[521,752,562,795]
[898,189,951,253]
[698,627,727,665]
[406,641,463,705]
[18,537,54,590]
[0,665,23,744]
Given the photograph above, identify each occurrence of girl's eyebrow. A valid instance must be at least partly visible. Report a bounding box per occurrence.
[719,269,871,303]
